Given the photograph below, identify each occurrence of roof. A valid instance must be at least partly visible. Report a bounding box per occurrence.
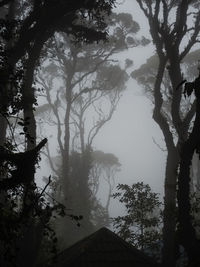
[50,227,160,267]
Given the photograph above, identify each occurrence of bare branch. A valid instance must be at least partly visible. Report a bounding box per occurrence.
[88,92,120,146]
[136,0,149,17]
[180,12,200,60]
[38,175,51,198]
[39,75,64,156]
[152,136,167,152]
[45,142,60,177]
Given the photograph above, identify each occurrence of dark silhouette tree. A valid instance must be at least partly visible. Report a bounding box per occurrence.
[177,71,200,267]
[0,0,117,265]
[0,0,117,194]
[134,1,200,266]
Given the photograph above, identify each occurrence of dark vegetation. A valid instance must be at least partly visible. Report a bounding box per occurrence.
[112,182,163,260]
[0,1,200,267]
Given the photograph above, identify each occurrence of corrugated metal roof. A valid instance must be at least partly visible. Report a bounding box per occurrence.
[50,227,160,267]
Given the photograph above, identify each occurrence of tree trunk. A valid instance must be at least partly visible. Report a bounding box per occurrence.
[177,90,200,267]
[63,96,72,196]
[152,55,179,266]
[16,36,46,267]
[0,115,7,147]
[0,0,16,146]
[62,58,76,195]
[162,148,179,267]
[161,56,183,267]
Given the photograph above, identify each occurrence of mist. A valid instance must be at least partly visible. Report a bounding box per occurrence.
[1,1,200,266]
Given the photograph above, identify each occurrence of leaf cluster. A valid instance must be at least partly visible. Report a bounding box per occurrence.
[112,182,162,258]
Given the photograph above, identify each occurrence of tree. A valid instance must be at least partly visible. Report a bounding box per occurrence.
[177,72,200,267]
[90,150,121,225]
[35,11,147,247]
[0,0,117,193]
[36,10,144,182]
[36,58,127,247]
[0,0,116,148]
[112,182,162,259]
[133,1,200,266]
[0,0,117,265]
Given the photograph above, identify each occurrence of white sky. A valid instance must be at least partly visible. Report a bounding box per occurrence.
[93,0,167,217]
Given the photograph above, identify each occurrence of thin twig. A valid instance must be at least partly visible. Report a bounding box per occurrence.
[38,175,51,198]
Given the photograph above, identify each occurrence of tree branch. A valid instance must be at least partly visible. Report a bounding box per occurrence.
[152,56,175,151]
[0,138,47,190]
[180,11,200,60]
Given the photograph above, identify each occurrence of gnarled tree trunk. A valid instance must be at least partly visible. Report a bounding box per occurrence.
[177,78,200,267]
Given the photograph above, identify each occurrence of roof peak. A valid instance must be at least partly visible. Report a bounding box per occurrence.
[53,227,160,267]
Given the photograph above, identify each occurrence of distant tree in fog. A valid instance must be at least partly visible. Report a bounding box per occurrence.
[36,11,149,247]
[90,150,121,225]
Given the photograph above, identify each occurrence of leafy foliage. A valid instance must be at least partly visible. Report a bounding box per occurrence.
[0,177,67,266]
[112,182,162,258]
[0,0,119,265]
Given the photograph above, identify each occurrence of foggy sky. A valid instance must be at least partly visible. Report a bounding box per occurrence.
[93,0,167,217]
[36,0,167,219]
